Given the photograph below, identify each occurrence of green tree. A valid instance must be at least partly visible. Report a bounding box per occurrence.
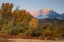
[10,28,18,35]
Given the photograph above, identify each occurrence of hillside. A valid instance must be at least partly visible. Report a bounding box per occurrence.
[38,18,64,25]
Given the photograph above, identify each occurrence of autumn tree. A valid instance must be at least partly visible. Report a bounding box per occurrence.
[0,8,1,12]
[31,28,42,37]
[29,18,38,28]
[52,27,63,38]
[1,3,14,19]
[41,23,52,30]
[61,25,64,37]
[12,9,31,26]
[0,14,3,30]
[43,28,52,37]
[54,20,62,28]
[16,5,20,11]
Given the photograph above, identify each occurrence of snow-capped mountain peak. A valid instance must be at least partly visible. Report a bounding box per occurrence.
[29,8,64,20]
[42,8,52,14]
[36,8,60,19]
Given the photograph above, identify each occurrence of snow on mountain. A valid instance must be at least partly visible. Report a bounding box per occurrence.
[30,8,64,20]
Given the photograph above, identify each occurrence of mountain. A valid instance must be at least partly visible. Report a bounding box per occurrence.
[31,8,64,20]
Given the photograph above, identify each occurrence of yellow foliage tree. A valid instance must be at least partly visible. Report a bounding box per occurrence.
[29,18,38,28]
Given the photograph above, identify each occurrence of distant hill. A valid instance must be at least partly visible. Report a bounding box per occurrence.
[38,18,64,25]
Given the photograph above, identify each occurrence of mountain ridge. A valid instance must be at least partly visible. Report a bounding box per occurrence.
[30,8,64,20]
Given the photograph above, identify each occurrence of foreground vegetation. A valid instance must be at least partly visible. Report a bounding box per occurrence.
[0,3,64,39]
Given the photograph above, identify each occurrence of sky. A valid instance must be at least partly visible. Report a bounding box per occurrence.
[0,0,64,14]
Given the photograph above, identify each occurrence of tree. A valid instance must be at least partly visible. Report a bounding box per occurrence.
[43,28,52,37]
[0,8,2,14]
[52,27,63,38]
[10,28,18,35]
[16,5,20,11]
[41,23,52,30]
[31,28,42,37]
[29,18,38,28]
[12,10,17,26]
[1,3,14,19]
[54,20,62,27]
[12,9,31,26]
[60,25,64,37]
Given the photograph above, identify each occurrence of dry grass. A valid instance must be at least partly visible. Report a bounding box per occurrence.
[9,38,64,42]
[0,37,64,42]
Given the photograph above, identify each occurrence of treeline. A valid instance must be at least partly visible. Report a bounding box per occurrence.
[0,3,64,38]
